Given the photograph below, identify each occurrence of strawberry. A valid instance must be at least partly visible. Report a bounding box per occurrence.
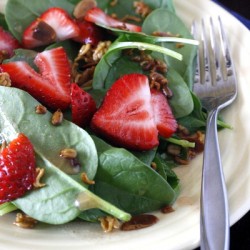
[70,83,97,127]
[22,7,80,48]
[0,47,71,110]
[0,133,36,204]
[0,27,20,58]
[90,73,159,150]
[73,19,103,45]
[84,7,142,33]
[150,88,177,138]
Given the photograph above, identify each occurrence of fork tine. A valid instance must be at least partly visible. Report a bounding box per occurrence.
[209,17,223,82]
[218,17,235,80]
[191,21,201,84]
[201,19,211,84]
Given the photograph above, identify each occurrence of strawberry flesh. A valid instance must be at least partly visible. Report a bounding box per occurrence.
[150,88,177,138]
[73,19,104,45]
[0,27,20,58]
[70,83,97,127]
[0,47,71,110]
[84,7,142,32]
[0,133,36,204]
[91,73,159,150]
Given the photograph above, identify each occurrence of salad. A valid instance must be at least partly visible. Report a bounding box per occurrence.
[0,0,217,232]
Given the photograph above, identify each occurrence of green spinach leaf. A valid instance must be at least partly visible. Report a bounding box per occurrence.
[90,136,178,214]
[142,8,197,89]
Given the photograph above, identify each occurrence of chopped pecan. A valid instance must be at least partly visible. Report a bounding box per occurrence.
[33,168,46,188]
[109,0,118,7]
[35,104,47,114]
[81,172,95,185]
[73,0,97,19]
[51,109,63,126]
[133,1,152,18]
[93,41,112,61]
[0,72,11,87]
[13,213,37,229]
[121,214,158,231]
[99,216,120,232]
[0,140,6,153]
[150,161,157,170]
[60,148,78,159]
[149,71,168,90]
[161,205,175,214]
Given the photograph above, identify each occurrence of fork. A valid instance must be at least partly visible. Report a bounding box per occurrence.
[191,17,237,250]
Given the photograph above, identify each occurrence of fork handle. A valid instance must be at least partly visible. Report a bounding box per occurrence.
[200,109,230,250]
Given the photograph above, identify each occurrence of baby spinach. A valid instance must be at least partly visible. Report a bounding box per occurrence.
[5,0,76,41]
[89,136,178,214]
[0,86,131,224]
[142,8,197,89]
[96,0,175,19]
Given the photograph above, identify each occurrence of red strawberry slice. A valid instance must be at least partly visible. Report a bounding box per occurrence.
[0,47,71,110]
[84,7,142,32]
[22,19,57,49]
[0,133,36,204]
[70,83,97,127]
[73,19,103,45]
[22,7,80,49]
[91,73,159,151]
[0,27,20,58]
[150,89,177,138]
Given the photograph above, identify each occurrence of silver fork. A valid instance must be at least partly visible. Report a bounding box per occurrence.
[191,17,237,250]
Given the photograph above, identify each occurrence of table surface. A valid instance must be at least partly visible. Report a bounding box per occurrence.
[195,1,250,249]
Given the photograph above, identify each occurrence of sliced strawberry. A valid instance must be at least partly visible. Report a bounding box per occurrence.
[22,19,57,49]
[150,89,177,138]
[91,73,159,151]
[84,7,142,32]
[73,19,103,45]
[70,83,97,127]
[40,7,80,40]
[0,133,36,204]
[0,47,71,110]
[0,27,20,58]
[22,7,80,49]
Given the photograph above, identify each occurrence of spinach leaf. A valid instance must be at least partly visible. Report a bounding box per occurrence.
[153,154,179,191]
[177,92,207,133]
[0,13,8,30]
[0,86,130,224]
[4,48,38,69]
[96,0,175,18]
[90,136,178,214]
[142,8,197,89]
[5,0,76,41]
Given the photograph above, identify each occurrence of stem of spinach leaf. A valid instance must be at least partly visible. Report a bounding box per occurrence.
[110,41,183,60]
[0,202,18,216]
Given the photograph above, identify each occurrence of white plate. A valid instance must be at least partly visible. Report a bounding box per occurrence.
[1,0,250,249]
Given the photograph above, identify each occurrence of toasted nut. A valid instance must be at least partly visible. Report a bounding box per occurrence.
[99,216,120,233]
[133,1,152,18]
[167,144,181,156]
[73,0,97,19]
[13,213,37,229]
[60,148,77,159]
[33,168,46,188]
[51,109,63,126]
[150,161,157,170]
[0,140,6,153]
[161,205,175,214]
[0,72,11,87]
[81,172,95,185]
[35,104,47,114]
[121,214,158,231]
[109,0,118,7]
